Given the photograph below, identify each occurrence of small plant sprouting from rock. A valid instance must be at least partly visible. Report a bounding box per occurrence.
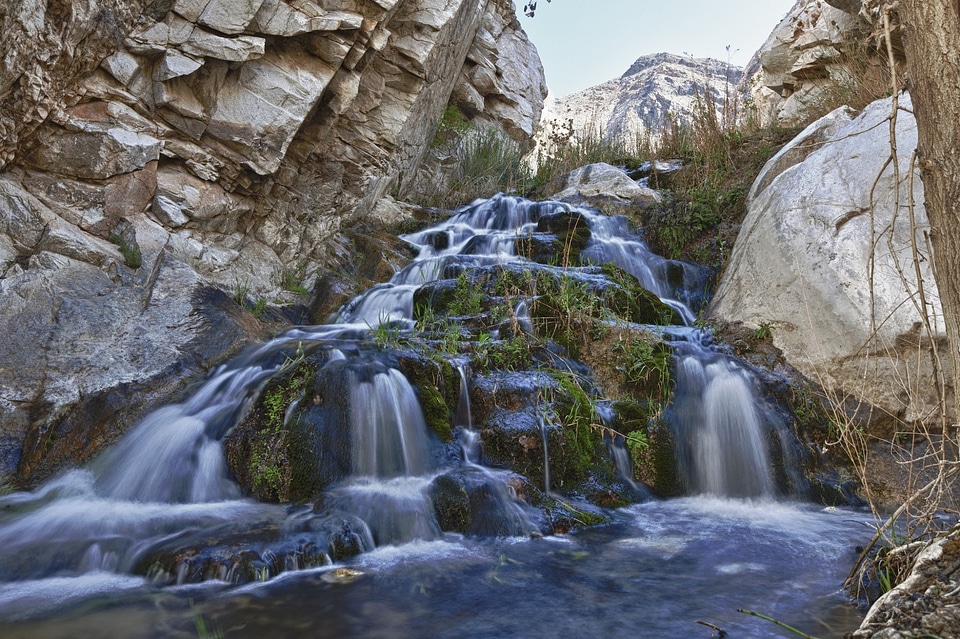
[625,429,650,468]
[448,272,484,317]
[251,296,268,318]
[233,278,251,305]
[754,321,773,340]
[108,233,142,269]
[281,263,310,295]
[614,334,671,397]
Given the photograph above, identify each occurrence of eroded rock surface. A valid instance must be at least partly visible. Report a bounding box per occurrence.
[710,93,947,428]
[743,0,873,127]
[0,0,545,483]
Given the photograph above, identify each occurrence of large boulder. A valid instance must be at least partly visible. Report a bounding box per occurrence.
[541,163,661,208]
[710,93,947,426]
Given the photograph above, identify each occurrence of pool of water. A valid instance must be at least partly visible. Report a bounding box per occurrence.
[1,497,868,639]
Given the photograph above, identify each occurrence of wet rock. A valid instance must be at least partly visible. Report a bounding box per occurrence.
[0,196,266,485]
[137,511,373,585]
[429,472,473,533]
[613,401,682,498]
[0,0,545,479]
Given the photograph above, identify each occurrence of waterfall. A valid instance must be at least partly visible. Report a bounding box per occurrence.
[668,339,780,499]
[0,192,807,599]
[349,369,433,478]
[538,412,552,494]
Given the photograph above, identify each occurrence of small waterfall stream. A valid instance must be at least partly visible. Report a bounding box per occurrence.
[0,193,865,637]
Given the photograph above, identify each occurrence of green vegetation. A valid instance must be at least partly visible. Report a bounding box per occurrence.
[532,118,650,192]
[754,321,773,341]
[417,108,535,208]
[251,296,268,317]
[614,334,671,397]
[233,278,251,305]
[192,601,224,639]
[551,372,603,480]
[431,104,471,149]
[246,344,312,501]
[448,272,484,316]
[281,263,310,295]
[108,233,142,269]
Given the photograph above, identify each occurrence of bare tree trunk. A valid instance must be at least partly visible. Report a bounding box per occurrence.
[895,0,960,431]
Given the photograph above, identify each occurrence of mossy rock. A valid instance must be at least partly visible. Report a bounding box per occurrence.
[540,494,612,534]
[413,280,460,317]
[514,234,565,265]
[613,402,682,497]
[600,263,683,325]
[396,353,458,441]
[537,210,592,265]
[429,473,473,533]
[224,355,319,502]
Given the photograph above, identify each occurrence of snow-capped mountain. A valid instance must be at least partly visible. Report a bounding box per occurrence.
[539,52,743,143]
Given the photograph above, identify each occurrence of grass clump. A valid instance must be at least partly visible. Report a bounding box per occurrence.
[280,262,309,295]
[614,333,672,398]
[108,232,142,269]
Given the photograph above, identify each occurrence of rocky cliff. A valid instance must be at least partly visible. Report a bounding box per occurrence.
[538,52,741,144]
[742,0,892,127]
[0,0,546,484]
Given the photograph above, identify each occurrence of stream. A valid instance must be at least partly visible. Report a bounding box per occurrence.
[0,194,870,637]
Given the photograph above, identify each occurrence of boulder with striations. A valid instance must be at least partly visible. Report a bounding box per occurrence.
[710,93,948,427]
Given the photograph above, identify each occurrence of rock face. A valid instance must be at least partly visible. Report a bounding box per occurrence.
[710,93,948,426]
[852,532,960,639]
[538,52,741,144]
[0,0,546,484]
[743,0,876,127]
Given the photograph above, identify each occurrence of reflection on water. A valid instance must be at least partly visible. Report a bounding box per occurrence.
[2,498,866,639]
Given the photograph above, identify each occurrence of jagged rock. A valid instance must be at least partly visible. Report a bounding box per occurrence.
[0,174,267,483]
[24,120,161,182]
[537,52,741,144]
[742,0,872,127]
[852,532,960,639]
[710,93,947,426]
[0,0,545,483]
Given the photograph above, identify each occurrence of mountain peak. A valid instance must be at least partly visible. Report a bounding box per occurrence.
[620,52,737,81]
[538,52,743,144]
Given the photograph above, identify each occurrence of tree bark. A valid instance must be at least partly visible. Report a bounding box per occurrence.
[895,0,960,428]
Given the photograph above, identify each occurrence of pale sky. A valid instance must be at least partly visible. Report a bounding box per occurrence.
[517,0,796,97]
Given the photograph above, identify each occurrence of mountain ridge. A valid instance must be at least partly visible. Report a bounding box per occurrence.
[539,52,742,144]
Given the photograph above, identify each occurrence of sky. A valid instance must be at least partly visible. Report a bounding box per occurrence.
[517,0,797,97]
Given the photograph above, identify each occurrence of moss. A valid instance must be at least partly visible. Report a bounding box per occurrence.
[612,402,680,496]
[647,419,683,497]
[226,355,318,502]
[419,382,453,441]
[536,210,591,266]
[283,421,322,502]
[398,355,455,441]
[429,474,472,533]
[550,373,605,485]
[600,263,682,325]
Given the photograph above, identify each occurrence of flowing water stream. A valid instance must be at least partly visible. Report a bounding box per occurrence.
[0,194,869,637]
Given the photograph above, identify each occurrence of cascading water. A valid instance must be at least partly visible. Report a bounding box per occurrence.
[0,193,865,638]
[349,368,433,478]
